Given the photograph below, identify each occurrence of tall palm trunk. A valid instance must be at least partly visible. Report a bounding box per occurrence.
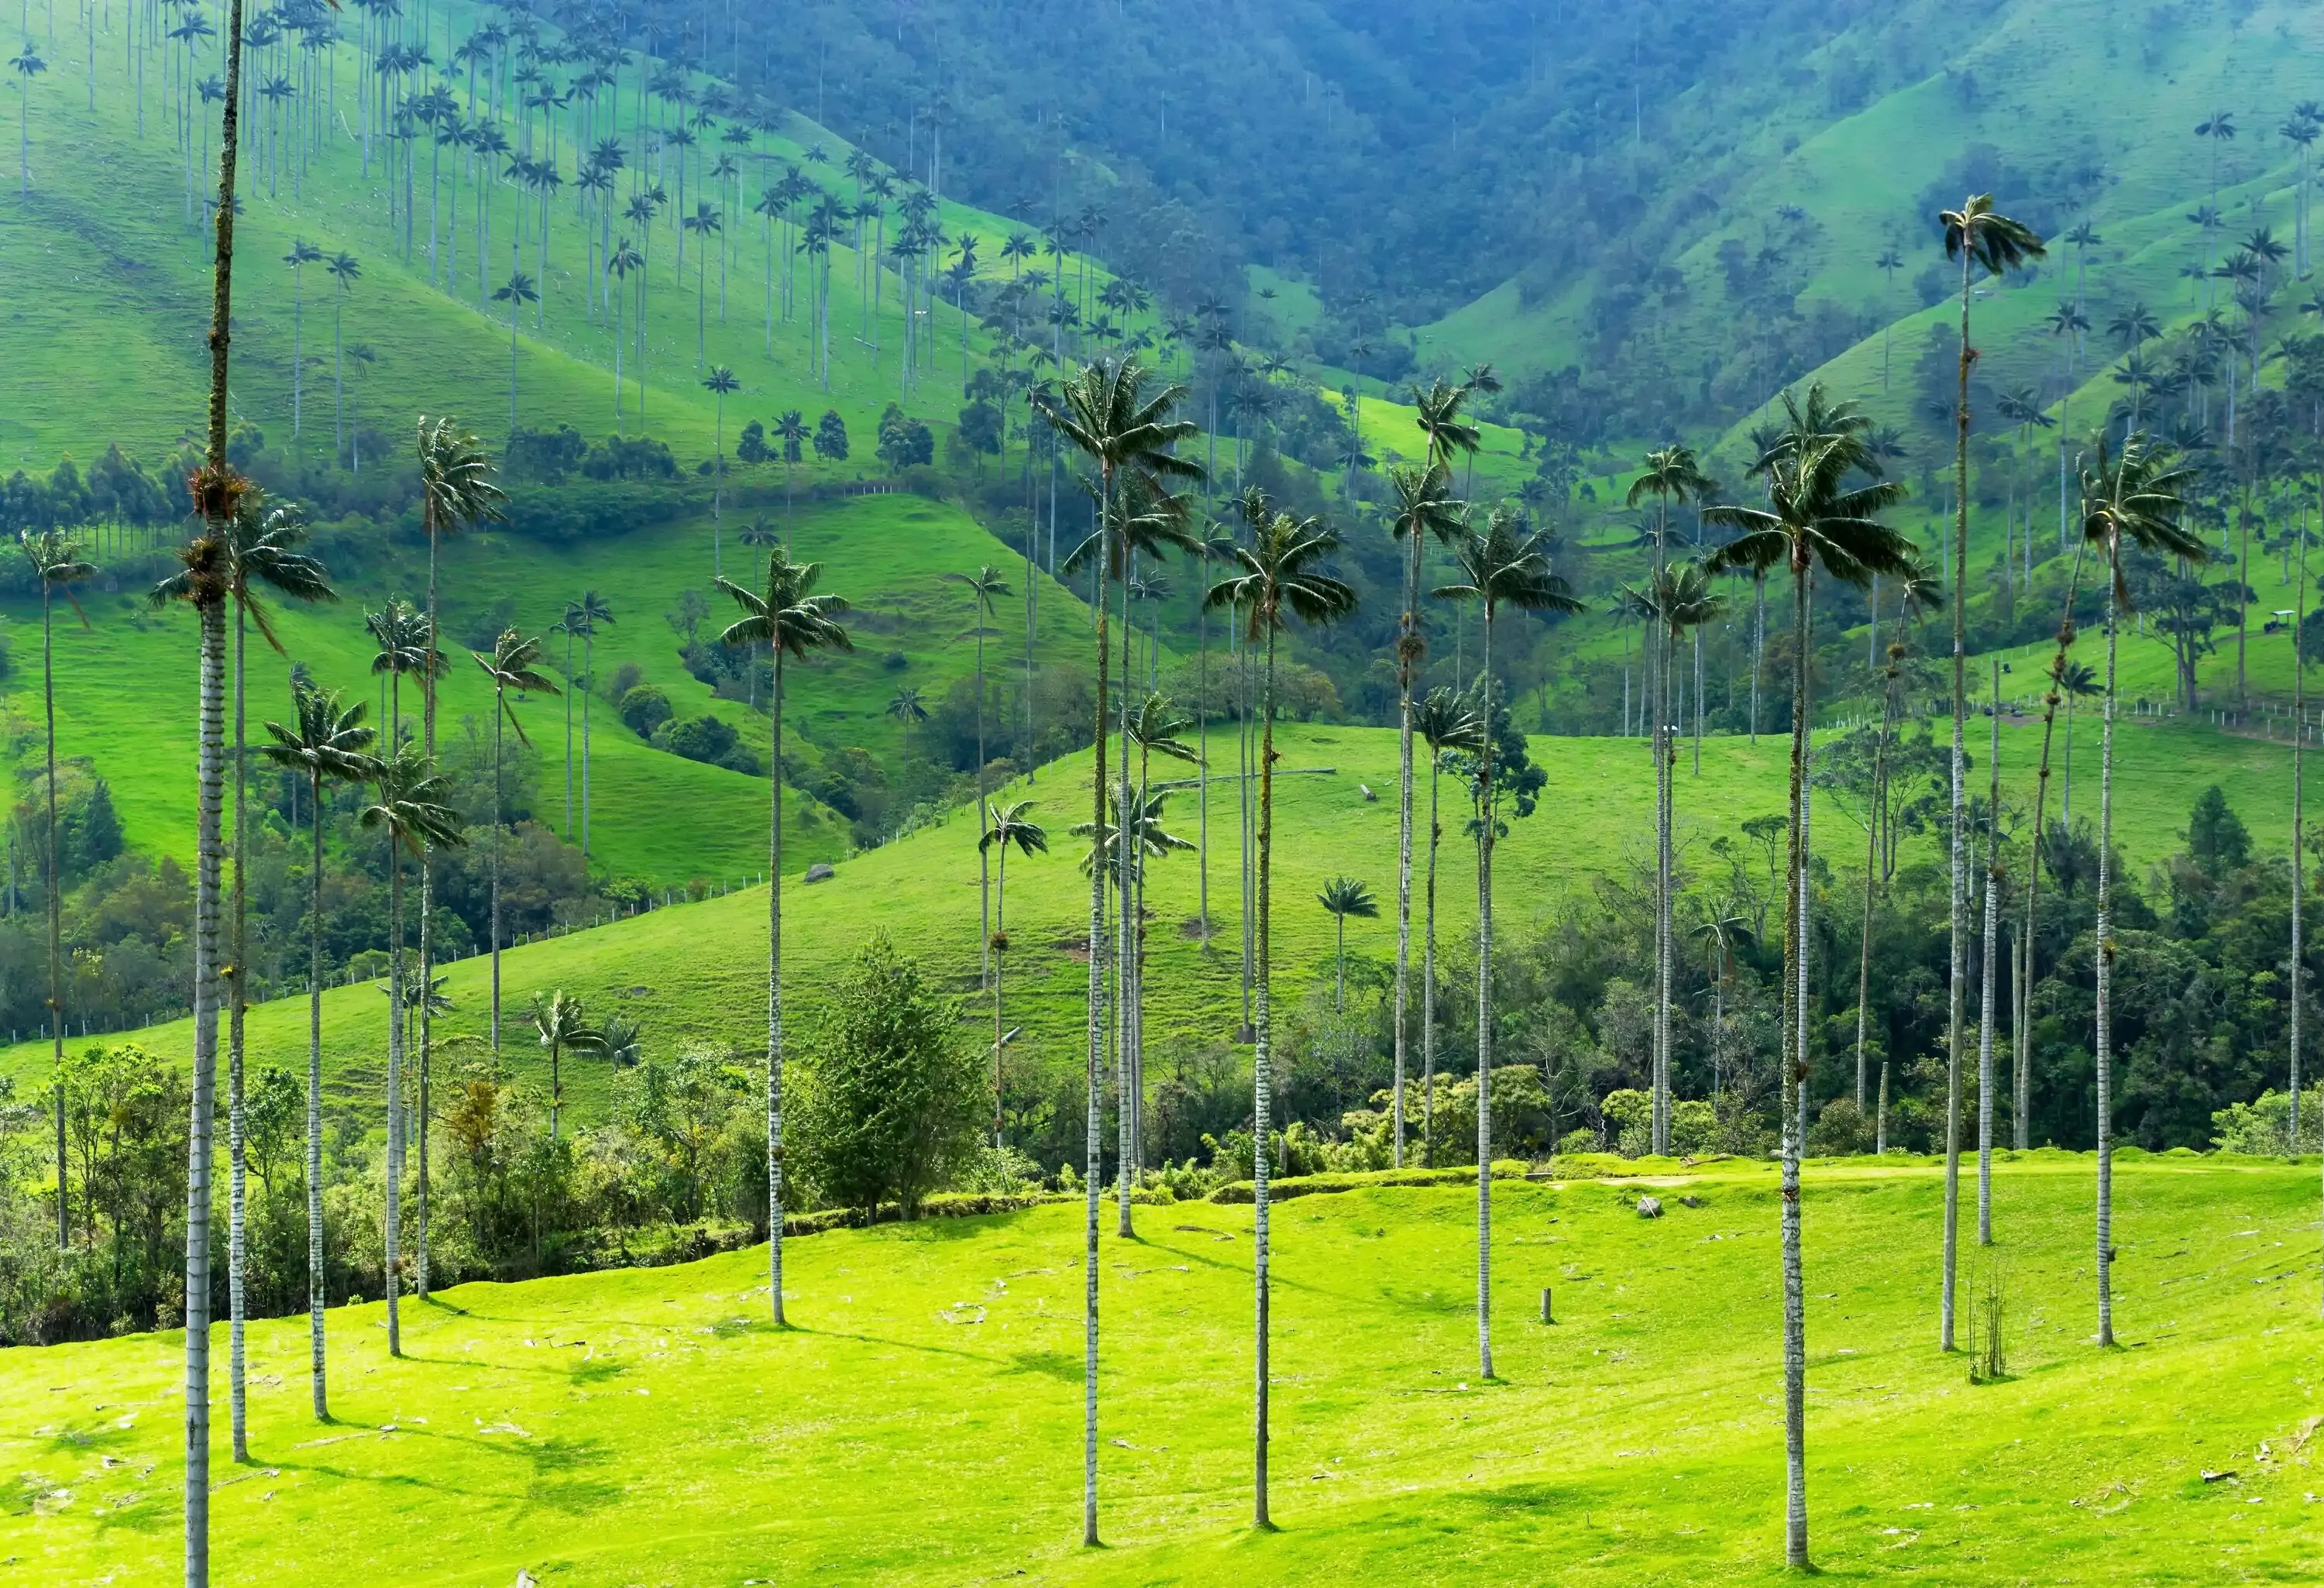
[189,0,248,1562]
[1943,241,1975,1352]
[41,581,66,1249]
[1253,608,1280,1528]
[227,603,249,1462]
[992,840,1009,1144]
[2094,534,2123,1348]
[418,514,442,1301]
[1393,520,1422,1166]
[1116,562,1136,1236]
[1978,661,2001,1245]
[1080,469,1111,1551]
[1475,602,1497,1380]
[581,630,594,857]
[1854,665,1895,1109]
[975,620,990,988]
[184,590,227,1583]
[304,765,328,1418]
[2292,510,2308,1167]
[490,685,505,1050]
[759,636,792,1324]
[1423,748,1442,1167]
[2021,541,2089,1149]
[1654,617,1674,1155]
[1780,563,1812,1569]
[383,839,404,1358]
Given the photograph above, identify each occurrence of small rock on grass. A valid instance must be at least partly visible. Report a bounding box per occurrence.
[1636,1196,1663,1218]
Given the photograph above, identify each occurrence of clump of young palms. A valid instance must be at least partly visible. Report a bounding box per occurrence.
[2079,434,2202,1348]
[1937,194,2044,1351]
[1206,485,1358,1529]
[1434,504,1580,1383]
[1706,383,1914,1569]
[260,682,373,1419]
[354,742,464,1359]
[715,551,852,1329]
[470,629,559,1052]
[528,987,603,1146]
[19,528,92,1252]
[980,800,1048,1145]
[1040,353,1202,1548]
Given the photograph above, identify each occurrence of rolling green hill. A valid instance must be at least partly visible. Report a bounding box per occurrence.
[2,1154,2318,1583]
[1,710,2294,1128]
[0,488,1103,887]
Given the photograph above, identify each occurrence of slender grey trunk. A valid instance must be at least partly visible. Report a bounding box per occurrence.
[1476,604,1497,1380]
[1081,469,1112,1550]
[43,584,66,1250]
[227,602,249,1462]
[383,840,404,1359]
[1253,618,1278,1528]
[184,593,226,1586]
[1943,246,1975,1351]
[1978,660,2002,1246]
[768,645,788,1325]
[2023,541,2089,1150]
[306,768,328,1419]
[2293,510,2308,1177]
[2095,538,2120,1347]
[1393,522,1420,1166]
[1780,564,1812,1569]
[1424,750,1441,1167]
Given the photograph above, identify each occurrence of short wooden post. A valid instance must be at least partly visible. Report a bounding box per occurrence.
[1539,1287,1553,1325]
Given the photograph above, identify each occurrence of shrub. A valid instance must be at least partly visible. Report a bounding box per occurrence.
[653,713,763,776]
[1807,1096,1875,1157]
[2210,1087,2324,1154]
[813,409,849,460]
[789,934,987,1218]
[618,685,674,739]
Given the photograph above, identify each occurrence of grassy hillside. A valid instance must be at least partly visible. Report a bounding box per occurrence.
[0,489,1099,885]
[0,710,2292,1125]
[3,1155,2319,1583]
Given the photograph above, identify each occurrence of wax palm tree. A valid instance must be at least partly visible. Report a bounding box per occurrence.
[1188,524,1239,943]
[1317,875,1378,1012]
[283,239,322,445]
[1704,383,1913,1569]
[773,409,809,535]
[184,6,255,1560]
[981,800,1048,1144]
[683,201,720,363]
[1206,487,1358,1528]
[19,531,90,1249]
[1875,246,1905,387]
[220,498,333,1456]
[569,589,614,858]
[1040,356,1202,1545]
[945,563,1014,982]
[1414,687,1481,1165]
[471,630,558,1051]
[887,683,929,725]
[1434,507,1581,1381]
[364,599,428,745]
[149,513,237,1560]
[354,744,463,1359]
[1120,691,1201,1162]
[2056,659,2099,823]
[1937,194,2044,1352]
[1853,559,1943,1112]
[607,237,641,429]
[8,42,43,193]
[492,266,539,430]
[1620,559,1722,1153]
[716,552,852,1328]
[596,1014,644,1072]
[2081,435,2202,1347]
[703,365,740,565]
[1386,457,1466,1166]
[325,250,362,458]
[260,684,373,1419]
[528,988,601,1143]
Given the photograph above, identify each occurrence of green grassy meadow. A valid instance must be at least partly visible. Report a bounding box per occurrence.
[0,709,2294,1128]
[2,1154,2319,1583]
